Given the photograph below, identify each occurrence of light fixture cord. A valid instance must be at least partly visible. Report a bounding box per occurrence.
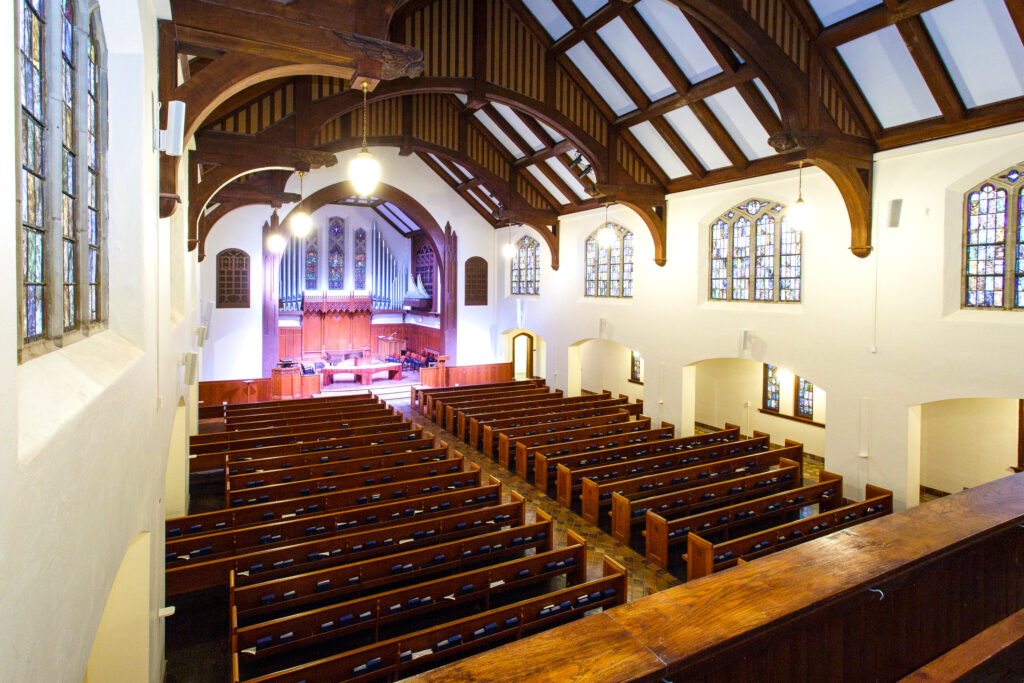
[361,82,369,151]
[797,161,804,200]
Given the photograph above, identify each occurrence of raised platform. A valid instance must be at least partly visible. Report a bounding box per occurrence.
[321,362,403,386]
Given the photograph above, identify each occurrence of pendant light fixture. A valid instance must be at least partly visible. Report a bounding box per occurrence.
[596,202,616,248]
[502,224,516,259]
[266,209,287,254]
[787,161,815,230]
[289,171,313,238]
[348,81,381,196]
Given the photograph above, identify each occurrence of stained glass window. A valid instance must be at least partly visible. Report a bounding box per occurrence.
[629,350,643,384]
[61,0,77,330]
[762,364,780,412]
[415,245,436,297]
[584,224,633,298]
[87,17,101,322]
[709,200,800,303]
[21,0,46,341]
[511,236,539,295]
[795,376,814,420]
[354,228,367,290]
[962,165,1024,310]
[327,217,344,289]
[304,229,318,289]
[216,249,250,308]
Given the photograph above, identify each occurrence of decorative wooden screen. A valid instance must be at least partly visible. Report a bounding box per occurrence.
[465,256,488,305]
[354,227,367,289]
[711,200,800,303]
[327,217,344,289]
[963,164,1024,309]
[216,248,250,308]
[416,245,436,296]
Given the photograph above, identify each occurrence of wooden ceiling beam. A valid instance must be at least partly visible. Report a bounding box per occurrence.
[618,128,672,187]
[687,17,742,75]
[583,34,650,112]
[875,94,1024,150]
[620,10,692,95]
[480,104,534,157]
[513,139,575,169]
[550,0,635,53]
[372,205,410,236]
[614,64,757,127]
[518,167,566,211]
[1008,0,1024,46]
[193,130,338,170]
[532,158,583,206]
[816,0,954,48]
[735,81,783,135]
[689,100,749,170]
[896,16,965,122]
[650,116,707,179]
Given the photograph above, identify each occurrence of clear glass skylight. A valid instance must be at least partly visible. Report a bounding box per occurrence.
[597,17,675,101]
[629,122,690,178]
[635,0,722,83]
[703,88,776,159]
[526,165,571,205]
[663,106,731,170]
[521,0,572,40]
[566,42,638,116]
[753,78,781,119]
[427,153,464,183]
[538,120,565,142]
[545,157,591,200]
[572,0,606,17]
[491,104,546,152]
[808,0,882,27]
[921,0,1024,108]
[837,25,942,127]
[474,110,526,159]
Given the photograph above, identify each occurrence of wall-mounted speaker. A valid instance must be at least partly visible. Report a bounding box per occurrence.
[887,199,903,228]
[741,329,752,350]
[196,325,208,348]
[159,100,187,157]
[182,351,198,385]
[599,317,608,339]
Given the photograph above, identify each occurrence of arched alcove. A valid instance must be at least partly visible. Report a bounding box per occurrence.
[567,338,643,403]
[499,328,546,381]
[83,532,152,682]
[164,397,189,518]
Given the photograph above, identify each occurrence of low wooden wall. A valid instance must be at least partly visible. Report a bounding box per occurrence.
[198,374,321,414]
[418,362,515,388]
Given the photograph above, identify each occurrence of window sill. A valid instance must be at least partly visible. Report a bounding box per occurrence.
[627,378,644,386]
[758,408,825,428]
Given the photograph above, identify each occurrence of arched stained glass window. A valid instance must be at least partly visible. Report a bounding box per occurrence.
[511,236,539,295]
[963,165,1024,309]
[710,199,800,303]
[304,229,318,290]
[354,227,367,289]
[327,216,344,289]
[585,223,633,298]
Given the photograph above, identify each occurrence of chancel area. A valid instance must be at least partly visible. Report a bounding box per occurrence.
[4,0,1024,681]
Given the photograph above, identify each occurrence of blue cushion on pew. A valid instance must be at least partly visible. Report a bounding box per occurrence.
[504,617,519,628]
[256,636,272,649]
[316,580,330,592]
[338,614,354,626]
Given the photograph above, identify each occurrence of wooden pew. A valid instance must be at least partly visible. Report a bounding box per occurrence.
[422,381,545,421]
[217,428,428,470]
[412,380,543,415]
[224,456,467,508]
[231,533,587,664]
[224,394,381,420]
[643,467,841,569]
[226,404,394,430]
[531,422,717,494]
[565,432,769,511]
[446,389,565,434]
[166,468,491,541]
[499,411,641,472]
[231,548,626,683]
[462,391,611,443]
[165,487,515,596]
[474,397,644,454]
[230,512,556,620]
[191,411,401,452]
[225,447,450,491]
[223,392,375,414]
[578,438,781,524]
[223,440,446,478]
[609,451,804,544]
[686,483,894,580]
[898,607,1024,682]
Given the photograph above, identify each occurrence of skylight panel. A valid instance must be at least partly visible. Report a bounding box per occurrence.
[474,110,526,159]
[629,122,690,178]
[572,0,606,17]
[635,0,722,83]
[521,0,572,40]
[465,188,495,215]
[566,42,637,116]
[921,0,1024,108]
[808,0,882,27]
[837,25,942,127]
[383,203,418,232]
[663,107,731,170]
[427,153,463,184]
[526,165,571,205]
[545,158,591,200]
[753,78,781,119]
[597,17,675,101]
[703,89,776,160]
[492,103,546,152]
[538,120,565,142]
[453,162,473,179]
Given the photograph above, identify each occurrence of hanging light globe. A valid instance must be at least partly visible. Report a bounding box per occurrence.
[502,241,517,259]
[290,211,314,238]
[266,231,287,254]
[787,196,815,231]
[349,150,381,196]
[597,224,617,248]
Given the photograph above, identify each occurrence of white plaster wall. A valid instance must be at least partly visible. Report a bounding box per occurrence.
[492,122,1024,510]
[919,398,1018,494]
[579,339,644,403]
[0,1,197,680]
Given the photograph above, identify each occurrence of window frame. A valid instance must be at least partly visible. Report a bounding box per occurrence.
[961,165,1024,310]
[585,223,633,298]
[510,236,540,296]
[759,363,824,427]
[215,248,251,309]
[17,0,108,362]
[709,199,801,304]
[628,350,644,386]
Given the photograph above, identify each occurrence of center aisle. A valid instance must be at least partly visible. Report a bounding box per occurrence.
[387,396,680,602]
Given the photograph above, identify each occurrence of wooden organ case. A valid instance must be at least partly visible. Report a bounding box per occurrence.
[300,293,373,358]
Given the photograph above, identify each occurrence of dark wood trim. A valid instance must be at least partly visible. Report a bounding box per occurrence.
[627,378,644,387]
[1017,398,1023,470]
[758,408,826,429]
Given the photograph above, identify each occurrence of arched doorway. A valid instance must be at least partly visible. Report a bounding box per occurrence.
[512,332,534,379]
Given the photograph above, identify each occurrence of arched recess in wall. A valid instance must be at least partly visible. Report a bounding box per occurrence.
[500,328,545,381]
[83,532,151,683]
[567,338,643,404]
[165,397,189,519]
[908,397,1021,509]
